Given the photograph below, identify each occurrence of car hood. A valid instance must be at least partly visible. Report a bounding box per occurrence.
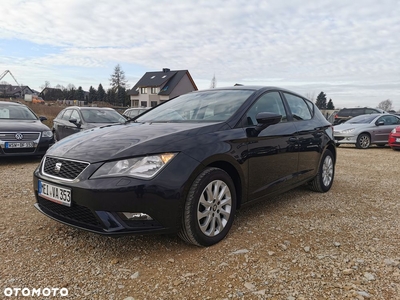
[47,122,225,162]
[0,119,50,131]
[334,123,369,131]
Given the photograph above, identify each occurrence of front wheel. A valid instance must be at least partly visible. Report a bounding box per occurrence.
[178,168,236,247]
[308,149,335,193]
[356,133,371,149]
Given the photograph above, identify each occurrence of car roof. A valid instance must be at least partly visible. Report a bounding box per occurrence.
[0,101,26,106]
[64,106,114,111]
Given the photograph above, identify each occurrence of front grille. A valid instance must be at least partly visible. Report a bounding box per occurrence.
[38,197,101,227]
[43,157,89,180]
[0,132,40,141]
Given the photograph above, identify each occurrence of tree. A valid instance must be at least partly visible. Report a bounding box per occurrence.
[40,81,51,90]
[116,86,127,106]
[210,74,217,88]
[107,88,116,105]
[315,92,327,109]
[110,64,128,90]
[327,99,335,110]
[97,83,106,103]
[76,86,84,101]
[88,86,97,103]
[377,99,393,111]
[305,92,315,101]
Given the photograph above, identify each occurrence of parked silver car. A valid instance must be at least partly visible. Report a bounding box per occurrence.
[123,107,151,119]
[334,113,400,149]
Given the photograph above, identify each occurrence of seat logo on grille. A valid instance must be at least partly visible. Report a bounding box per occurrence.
[15,133,24,140]
[54,162,62,173]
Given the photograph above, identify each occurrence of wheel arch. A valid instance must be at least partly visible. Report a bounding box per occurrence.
[206,160,244,210]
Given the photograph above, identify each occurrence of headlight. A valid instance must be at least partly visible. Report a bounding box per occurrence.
[42,131,53,138]
[391,128,397,134]
[340,128,355,134]
[91,153,177,179]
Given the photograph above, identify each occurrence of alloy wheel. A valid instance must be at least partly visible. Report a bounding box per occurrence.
[197,180,232,237]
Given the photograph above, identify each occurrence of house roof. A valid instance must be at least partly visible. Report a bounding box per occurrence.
[128,69,197,96]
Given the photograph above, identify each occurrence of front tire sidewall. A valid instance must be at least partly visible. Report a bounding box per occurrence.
[356,133,371,149]
[181,168,236,247]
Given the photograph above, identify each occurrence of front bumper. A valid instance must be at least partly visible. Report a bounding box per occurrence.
[334,134,358,144]
[388,135,400,149]
[33,153,199,235]
[0,138,54,156]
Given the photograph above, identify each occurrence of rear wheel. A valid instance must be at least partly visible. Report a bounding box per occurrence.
[309,149,334,193]
[356,133,371,149]
[178,168,236,247]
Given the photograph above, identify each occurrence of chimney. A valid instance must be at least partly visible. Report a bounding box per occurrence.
[162,68,170,73]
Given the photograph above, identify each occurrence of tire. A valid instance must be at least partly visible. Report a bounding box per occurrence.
[356,133,371,149]
[309,149,335,193]
[178,167,236,247]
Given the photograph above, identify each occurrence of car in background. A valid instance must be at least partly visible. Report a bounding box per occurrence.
[334,113,400,149]
[123,107,151,119]
[53,106,127,141]
[0,101,54,156]
[388,126,400,150]
[33,86,336,247]
[333,107,385,125]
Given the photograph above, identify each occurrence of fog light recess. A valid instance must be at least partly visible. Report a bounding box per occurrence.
[121,212,153,221]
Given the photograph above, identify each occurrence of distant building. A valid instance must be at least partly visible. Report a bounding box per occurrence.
[39,87,64,101]
[0,84,33,98]
[127,68,197,108]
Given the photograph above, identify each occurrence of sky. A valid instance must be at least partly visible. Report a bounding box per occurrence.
[1,0,399,110]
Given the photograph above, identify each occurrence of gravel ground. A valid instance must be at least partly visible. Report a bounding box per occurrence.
[0,146,399,300]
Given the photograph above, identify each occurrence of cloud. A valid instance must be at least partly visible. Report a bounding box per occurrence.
[1,0,400,108]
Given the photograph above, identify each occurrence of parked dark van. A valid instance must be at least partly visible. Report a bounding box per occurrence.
[333,107,385,125]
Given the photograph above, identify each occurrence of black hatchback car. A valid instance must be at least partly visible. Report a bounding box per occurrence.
[33,86,336,246]
[53,106,126,141]
[0,101,54,157]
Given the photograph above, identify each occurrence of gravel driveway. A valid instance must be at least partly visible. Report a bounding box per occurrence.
[1,147,399,299]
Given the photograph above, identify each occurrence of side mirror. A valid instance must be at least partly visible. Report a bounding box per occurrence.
[247,112,282,137]
[375,120,385,126]
[69,118,81,128]
[39,116,47,122]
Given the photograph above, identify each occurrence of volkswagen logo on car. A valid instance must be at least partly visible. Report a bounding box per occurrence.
[15,133,24,140]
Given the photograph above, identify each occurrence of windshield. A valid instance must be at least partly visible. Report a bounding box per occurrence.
[81,109,126,123]
[346,114,377,124]
[136,90,253,123]
[0,104,38,120]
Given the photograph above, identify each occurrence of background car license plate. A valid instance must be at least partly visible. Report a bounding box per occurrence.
[38,180,72,207]
[5,142,34,148]
[396,138,400,143]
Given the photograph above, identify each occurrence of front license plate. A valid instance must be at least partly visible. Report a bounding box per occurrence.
[5,142,34,148]
[396,138,400,143]
[38,180,72,207]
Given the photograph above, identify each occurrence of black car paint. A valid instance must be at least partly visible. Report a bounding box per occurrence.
[33,87,336,237]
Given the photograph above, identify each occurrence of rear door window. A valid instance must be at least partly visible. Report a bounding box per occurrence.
[284,93,312,121]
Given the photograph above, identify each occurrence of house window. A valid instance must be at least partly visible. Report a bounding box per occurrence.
[150,101,158,107]
[140,87,147,94]
[132,100,139,108]
[141,101,147,107]
[151,87,158,94]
